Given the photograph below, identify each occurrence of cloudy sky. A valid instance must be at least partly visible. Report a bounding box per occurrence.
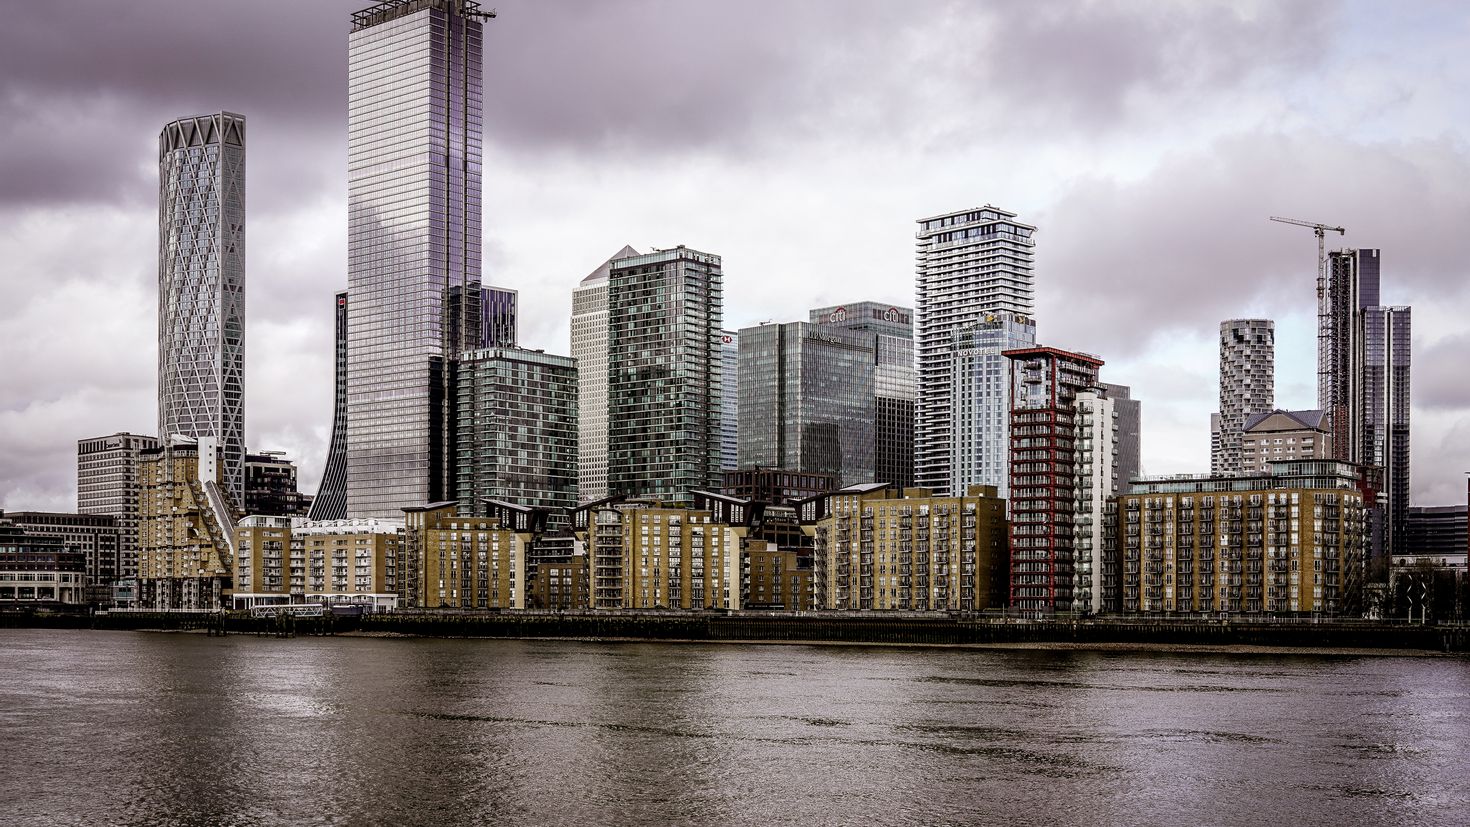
[2,0,1467,511]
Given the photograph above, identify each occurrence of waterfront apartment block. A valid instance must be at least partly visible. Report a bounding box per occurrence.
[0,521,86,605]
[1108,460,1367,616]
[136,437,241,610]
[1,512,122,595]
[915,206,1036,496]
[1241,409,1331,475]
[807,483,1008,611]
[527,549,590,611]
[1212,319,1274,476]
[158,112,247,507]
[454,347,578,514]
[1006,346,1104,613]
[77,432,160,579]
[606,246,724,503]
[743,540,814,611]
[234,516,403,611]
[402,503,529,610]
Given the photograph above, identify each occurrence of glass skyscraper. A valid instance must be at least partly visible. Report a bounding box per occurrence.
[346,0,486,517]
[810,302,916,489]
[949,311,1036,500]
[915,206,1037,497]
[719,330,740,473]
[737,322,875,486]
[157,112,246,507]
[607,246,723,503]
[309,290,350,521]
[571,245,637,504]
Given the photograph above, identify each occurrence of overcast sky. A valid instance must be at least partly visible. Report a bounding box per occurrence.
[2,0,1467,512]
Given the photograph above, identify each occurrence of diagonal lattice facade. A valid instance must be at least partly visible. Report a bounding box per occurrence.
[158,112,246,508]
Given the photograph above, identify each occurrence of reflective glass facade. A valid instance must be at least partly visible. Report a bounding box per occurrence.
[346,1,483,517]
[607,246,723,503]
[811,302,916,489]
[158,112,246,507]
[571,246,636,503]
[310,291,350,521]
[737,322,875,486]
[719,330,740,473]
[915,207,1036,496]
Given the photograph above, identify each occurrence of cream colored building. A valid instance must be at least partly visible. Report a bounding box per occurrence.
[234,516,405,611]
[1241,409,1331,475]
[403,503,529,610]
[809,483,1007,611]
[136,436,239,610]
[577,497,746,611]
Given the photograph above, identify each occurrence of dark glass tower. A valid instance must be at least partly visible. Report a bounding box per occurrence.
[157,112,246,507]
[346,0,486,517]
[310,290,349,521]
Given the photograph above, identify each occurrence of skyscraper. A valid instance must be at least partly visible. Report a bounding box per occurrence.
[1323,248,1411,560]
[737,321,875,486]
[915,207,1037,496]
[571,245,637,503]
[719,330,740,473]
[949,311,1037,500]
[310,290,349,521]
[455,347,579,514]
[345,0,487,517]
[1101,382,1141,493]
[607,246,723,503]
[1211,319,1274,475]
[157,112,246,507]
[811,302,916,489]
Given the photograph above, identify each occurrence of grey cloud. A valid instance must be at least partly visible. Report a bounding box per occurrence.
[1415,333,1470,411]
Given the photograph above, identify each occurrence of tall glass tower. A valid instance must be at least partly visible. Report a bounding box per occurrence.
[309,290,350,521]
[914,206,1036,497]
[158,112,246,507]
[346,0,486,517]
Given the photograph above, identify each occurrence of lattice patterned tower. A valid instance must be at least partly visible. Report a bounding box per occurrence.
[1212,319,1274,476]
[158,112,246,507]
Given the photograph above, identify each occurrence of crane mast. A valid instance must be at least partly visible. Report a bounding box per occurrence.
[1268,216,1345,412]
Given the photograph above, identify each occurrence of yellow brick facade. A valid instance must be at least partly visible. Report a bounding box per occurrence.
[404,505,527,610]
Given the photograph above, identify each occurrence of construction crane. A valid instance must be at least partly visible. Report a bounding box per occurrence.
[1269,215,1345,413]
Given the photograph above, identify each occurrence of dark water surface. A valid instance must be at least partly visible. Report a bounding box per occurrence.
[1,630,1467,826]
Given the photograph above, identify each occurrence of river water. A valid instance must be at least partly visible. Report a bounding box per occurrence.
[1,630,1467,826]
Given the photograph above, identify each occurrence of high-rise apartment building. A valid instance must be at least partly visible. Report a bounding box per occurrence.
[1211,319,1274,475]
[1071,387,1122,614]
[950,311,1037,500]
[915,207,1036,496]
[1241,409,1331,474]
[244,452,312,517]
[454,347,578,514]
[136,436,240,610]
[1101,382,1142,493]
[719,330,740,473]
[811,302,916,489]
[606,246,723,503]
[1006,346,1104,613]
[346,0,486,517]
[77,432,161,579]
[571,245,637,503]
[310,290,350,521]
[157,112,246,507]
[1322,249,1410,560]
[737,321,875,486]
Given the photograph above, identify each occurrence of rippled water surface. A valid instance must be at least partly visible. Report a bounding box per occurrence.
[2,630,1468,826]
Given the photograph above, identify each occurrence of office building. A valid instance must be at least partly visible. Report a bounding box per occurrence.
[1241,409,1331,474]
[607,246,723,503]
[136,436,240,610]
[157,112,246,507]
[811,302,916,489]
[310,291,350,521]
[1006,346,1104,613]
[0,521,86,605]
[1,512,122,595]
[915,207,1037,496]
[244,453,312,517]
[1108,460,1368,616]
[722,467,836,506]
[77,432,160,579]
[346,0,487,517]
[805,483,1008,611]
[1211,319,1274,475]
[737,321,874,486]
[571,245,637,503]
[1322,249,1410,560]
[720,330,740,473]
[454,347,578,514]
[1401,505,1468,563]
